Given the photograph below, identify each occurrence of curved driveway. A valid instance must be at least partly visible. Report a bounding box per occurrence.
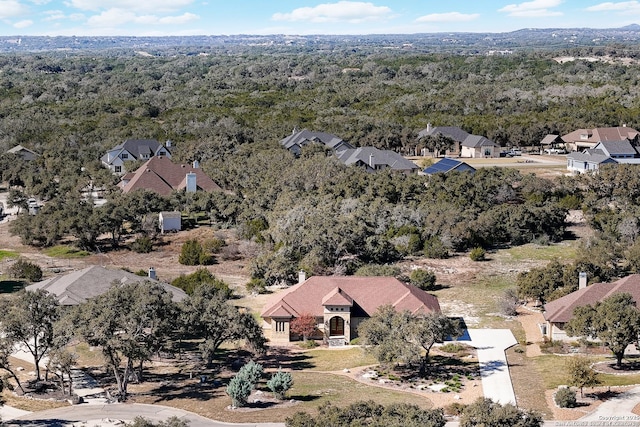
[6,403,285,427]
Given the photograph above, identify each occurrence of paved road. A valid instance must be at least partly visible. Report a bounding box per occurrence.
[7,403,286,427]
[458,329,518,406]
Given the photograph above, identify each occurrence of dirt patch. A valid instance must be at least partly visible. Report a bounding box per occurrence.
[516,305,545,357]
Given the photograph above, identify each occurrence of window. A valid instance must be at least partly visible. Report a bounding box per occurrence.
[159,151,166,156]
[114,166,122,173]
[120,153,129,159]
[275,321,285,333]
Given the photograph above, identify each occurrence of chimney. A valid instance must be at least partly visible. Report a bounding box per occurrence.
[186,172,197,193]
[148,267,157,280]
[166,140,172,148]
[192,160,199,169]
[427,122,432,132]
[298,270,306,284]
[579,272,587,290]
[369,153,375,168]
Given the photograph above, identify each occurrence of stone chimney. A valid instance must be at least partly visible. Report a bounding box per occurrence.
[186,172,197,193]
[298,270,306,284]
[148,267,157,280]
[579,272,587,290]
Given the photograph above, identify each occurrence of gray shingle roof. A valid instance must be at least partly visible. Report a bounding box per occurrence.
[26,265,187,305]
[595,140,638,157]
[336,146,418,171]
[418,126,470,142]
[280,129,353,152]
[462,134,498,148]
[567,149,617,164]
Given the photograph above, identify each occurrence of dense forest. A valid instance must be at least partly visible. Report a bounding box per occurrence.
[2,44,640,285]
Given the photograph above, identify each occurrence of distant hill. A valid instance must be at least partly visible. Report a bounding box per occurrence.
[1,26,640,54]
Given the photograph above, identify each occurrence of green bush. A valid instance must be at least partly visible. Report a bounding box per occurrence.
[171,268,230,296]
[245,278,267,294]
[203,237,226,254]
[354,264,401,277]
[444,402,467,416]
[226,374,253,407]
[554,387,577,408]
[131,236,153,253]
[423,236,449,259]
[409,269,437,291]
[8,259,43,282]
[238,361,264,386]
[469,247,486,261]
[178,239,212,266]
[267,370,293,400]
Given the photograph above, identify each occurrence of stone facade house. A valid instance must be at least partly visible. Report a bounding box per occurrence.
[261,275,441,346]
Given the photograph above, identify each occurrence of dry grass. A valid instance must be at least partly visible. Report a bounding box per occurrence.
[130,370,435,423]
[507,347,553,418]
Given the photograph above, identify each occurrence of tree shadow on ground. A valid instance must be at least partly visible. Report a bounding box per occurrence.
[0,279,26,293]
[258,347,315,371]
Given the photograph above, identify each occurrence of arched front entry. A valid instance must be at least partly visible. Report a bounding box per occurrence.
[329,316,345,336]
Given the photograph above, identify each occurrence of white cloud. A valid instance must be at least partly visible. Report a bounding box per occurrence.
[499,0,563,17]
[586,1,640,12]
[43,10,65,21]
[14,19,33,28]
[272,1,393,23]
[65,0,194,13]
[0,0,29,19]
[416,12,480,23]
[87,8,198,27]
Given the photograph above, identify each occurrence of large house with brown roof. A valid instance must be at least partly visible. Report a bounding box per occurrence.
[543,274,640,341]
[261,275,441,346]
[562,126,639,151]
[119,156,222,196]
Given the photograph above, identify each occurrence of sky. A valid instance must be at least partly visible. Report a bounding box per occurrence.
[1,0,640,37]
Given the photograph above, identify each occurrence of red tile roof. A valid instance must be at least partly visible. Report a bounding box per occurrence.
[262,276,441,319]
[544,274,640,323]
[120,156,222,196]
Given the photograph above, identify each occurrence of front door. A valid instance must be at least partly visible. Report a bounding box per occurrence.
[329,316,344,336]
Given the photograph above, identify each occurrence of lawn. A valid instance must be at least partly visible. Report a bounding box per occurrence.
[0,249,19,261]
[533,355,640,389]
[498,242,579,264]
[43,245,91,258]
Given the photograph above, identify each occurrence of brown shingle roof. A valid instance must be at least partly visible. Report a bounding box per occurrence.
[543,274,640,323]
[562,127,639,144]
[262,276,440,319]
[121,156,222,196]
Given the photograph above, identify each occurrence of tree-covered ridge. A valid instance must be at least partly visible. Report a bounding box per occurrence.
[1,47,640,160]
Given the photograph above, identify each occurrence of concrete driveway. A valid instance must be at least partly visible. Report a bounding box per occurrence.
[7,403,285,427]
[457,329,518,406]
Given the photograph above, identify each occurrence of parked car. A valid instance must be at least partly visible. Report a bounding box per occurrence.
[544,148,567,155]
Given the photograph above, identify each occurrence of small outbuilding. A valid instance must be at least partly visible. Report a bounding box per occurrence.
[159,211,182,233]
